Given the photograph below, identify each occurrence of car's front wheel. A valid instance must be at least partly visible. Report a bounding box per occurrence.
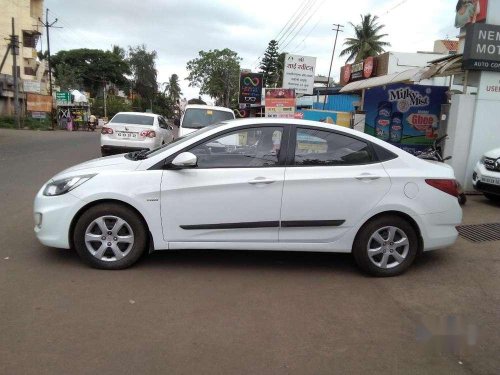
[73,203,148,269]
[353,215,419,277]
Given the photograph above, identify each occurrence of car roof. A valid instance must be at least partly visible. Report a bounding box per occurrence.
[115,112,158,117]
[184,105,233,113]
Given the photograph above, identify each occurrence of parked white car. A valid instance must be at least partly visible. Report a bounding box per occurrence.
[472,147,500,203]
[100,112,174,156]
[177,105,235,137]
[34,118,462,276]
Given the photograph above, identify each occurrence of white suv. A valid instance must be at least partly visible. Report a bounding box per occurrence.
[101,112,174,156]
[472,148,500,203]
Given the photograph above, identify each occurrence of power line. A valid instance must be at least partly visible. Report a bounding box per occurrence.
[278,0,317,51]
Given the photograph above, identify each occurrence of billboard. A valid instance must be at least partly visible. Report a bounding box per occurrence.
[23,80,41,93]
[283,54,316,95]
[265,88,295,118]
[364,84,448,155]
[455,0,488,28]
[463,23,500,72]
[26,93,52,112]
[238,72,263,105]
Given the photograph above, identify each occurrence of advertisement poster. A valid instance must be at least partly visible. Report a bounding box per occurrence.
[26,93,52,112]
[455,0,488,28]
[283,54,316,95]
[294,109,351,127]
[265,88,295,118]
[238,72,263,105]
[23,80,41,93]
[364,84,448,155]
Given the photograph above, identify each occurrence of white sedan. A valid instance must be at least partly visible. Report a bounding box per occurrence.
[100,112,174,156]
[34,119,462,276]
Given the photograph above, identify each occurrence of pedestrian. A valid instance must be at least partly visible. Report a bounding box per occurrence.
[89,113,96,131]
[66,113,73,132]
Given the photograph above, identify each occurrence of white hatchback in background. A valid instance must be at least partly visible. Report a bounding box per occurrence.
[472,147,500,203]
[101,112,174,156]
[178,105,235,137]
[34,119,462,277]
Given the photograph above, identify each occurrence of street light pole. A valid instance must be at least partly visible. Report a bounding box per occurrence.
[323,24,343,110]
[10,18,20,128]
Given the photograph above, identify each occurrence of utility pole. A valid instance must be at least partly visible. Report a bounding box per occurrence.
[103,81,107,119]
[10,18,20,128]
[323,23,343,110]
[39,9,60,129]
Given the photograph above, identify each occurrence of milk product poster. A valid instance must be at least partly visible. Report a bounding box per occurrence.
[364,84,448,155]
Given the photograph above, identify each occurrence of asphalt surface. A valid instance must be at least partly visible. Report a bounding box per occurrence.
[1,128,499,374]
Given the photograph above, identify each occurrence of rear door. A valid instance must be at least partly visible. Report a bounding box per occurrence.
[279,126,391,243]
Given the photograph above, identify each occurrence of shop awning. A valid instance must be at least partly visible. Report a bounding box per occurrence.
[340,68,426,93]
[419,54,463,79]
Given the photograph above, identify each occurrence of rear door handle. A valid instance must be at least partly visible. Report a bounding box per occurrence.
[248,177,276,185]
[355,174,381,181]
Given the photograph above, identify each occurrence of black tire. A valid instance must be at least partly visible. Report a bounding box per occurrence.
[73,203,148,269]
[352,215,419,277]
[484,193,500,203]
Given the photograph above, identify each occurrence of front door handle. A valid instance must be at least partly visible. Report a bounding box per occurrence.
[248,177,276,185]
[355,174,381,181]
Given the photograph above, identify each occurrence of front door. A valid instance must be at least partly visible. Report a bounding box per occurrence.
[280,127,391,243]
[161,125,287,243]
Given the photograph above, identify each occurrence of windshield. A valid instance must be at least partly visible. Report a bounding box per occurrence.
[145,124,222,158]
[110,114,155,126]
[182,108,234,129]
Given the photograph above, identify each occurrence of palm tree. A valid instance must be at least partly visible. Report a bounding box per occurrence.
[340,14,391,64]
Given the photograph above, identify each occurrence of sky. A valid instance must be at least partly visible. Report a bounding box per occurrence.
[45,0,459,103]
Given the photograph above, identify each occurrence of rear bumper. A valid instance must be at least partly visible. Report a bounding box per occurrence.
[419,208,462,251]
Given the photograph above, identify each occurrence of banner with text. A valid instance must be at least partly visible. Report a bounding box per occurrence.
[283,54,316,95]
[265,88,296,118]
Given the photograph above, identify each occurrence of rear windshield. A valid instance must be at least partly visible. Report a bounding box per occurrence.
[110,114,154,126]
[182,108,234,129]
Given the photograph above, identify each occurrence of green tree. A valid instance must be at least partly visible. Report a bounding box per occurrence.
[128,45,158,109]
[259,40,280,87]
[163,73,182,101]
[51,48,130,96]
[54,63,82,91]
[186,48,241,107]
[275,52,286,88]
[340,14,391,63]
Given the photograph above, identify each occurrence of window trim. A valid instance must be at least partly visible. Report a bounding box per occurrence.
[161,124,291,170]
[288,125,381,167]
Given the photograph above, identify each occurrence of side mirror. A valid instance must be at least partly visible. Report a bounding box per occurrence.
[174,118,180,126]
[170,152,197,168]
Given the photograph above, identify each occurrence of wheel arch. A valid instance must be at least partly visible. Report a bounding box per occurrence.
[355,210,424,254]
[69,199,154,252]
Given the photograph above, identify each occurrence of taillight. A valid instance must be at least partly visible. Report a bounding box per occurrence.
[140,130,156,138]
[425,179,459,197]
[101,127,113,135]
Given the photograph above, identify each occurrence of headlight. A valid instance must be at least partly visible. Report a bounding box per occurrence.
[43,174,96,196]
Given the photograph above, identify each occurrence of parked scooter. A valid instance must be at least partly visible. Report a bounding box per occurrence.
[417,134,467,205]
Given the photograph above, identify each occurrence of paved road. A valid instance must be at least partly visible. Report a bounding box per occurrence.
[1,129,499,374]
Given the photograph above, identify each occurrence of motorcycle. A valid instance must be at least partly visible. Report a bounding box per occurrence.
[417,134,467,205]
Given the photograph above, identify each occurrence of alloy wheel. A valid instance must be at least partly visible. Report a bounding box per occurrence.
[84,215,134,262]
[367,226,410,269]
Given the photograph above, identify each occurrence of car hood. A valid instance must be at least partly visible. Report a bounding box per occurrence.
[484,148,500,159]
[52,154,139,180]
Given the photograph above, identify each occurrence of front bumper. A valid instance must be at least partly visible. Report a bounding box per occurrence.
[472,163,500,196]
[101,145,148,155]
[33,187,83,249]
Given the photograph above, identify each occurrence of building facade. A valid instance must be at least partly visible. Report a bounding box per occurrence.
[0,0,49,116]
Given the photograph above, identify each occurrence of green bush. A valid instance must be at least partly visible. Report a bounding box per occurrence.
[0,116,52,130]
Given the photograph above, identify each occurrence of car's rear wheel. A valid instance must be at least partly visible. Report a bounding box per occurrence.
[484,193,500,203]
[353,215,418,277]
[73,203,147,269]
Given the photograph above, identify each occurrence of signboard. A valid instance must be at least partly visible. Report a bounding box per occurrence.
[364,84,448,155]
[55,91,71,105]
[342,57,376,84]
[463,23,500,72]
[455,0,488,28]
[31,111,47,119]
[23,80,41,93]
[238,72,263,105]
[265,88,295,118]
[26,93,52,112]
[283,54,316,95]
